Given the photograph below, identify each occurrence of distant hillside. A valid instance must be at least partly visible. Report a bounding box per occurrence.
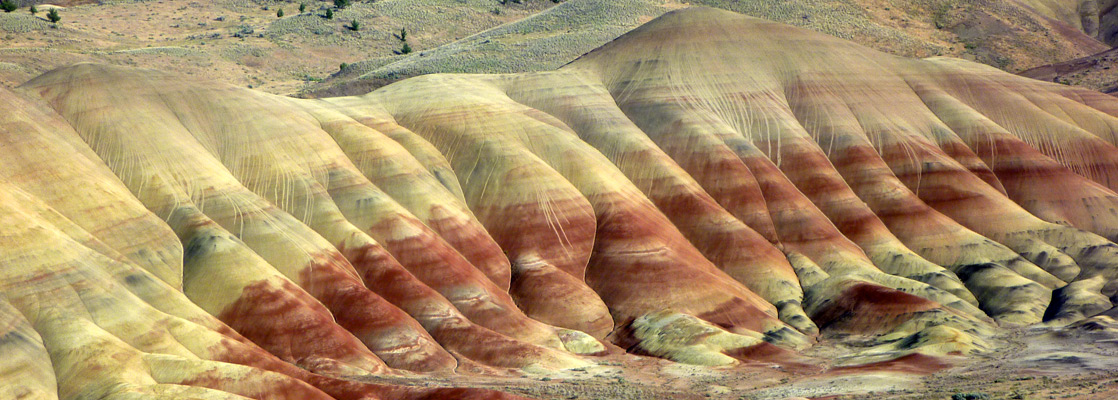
[308,0,1109,97]
[0,0,556,93]
[1015,0,1118,45]
[0,0,1108,97]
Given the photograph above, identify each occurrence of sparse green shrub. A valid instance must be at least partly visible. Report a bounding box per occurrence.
[347,19,360,31]
[994,56,1010,69]
[47,8,60,23]
[298,3,306,13]
[324,8,333,19]
[339,62,348,71]
[334,0,350,9]
[232,25,254,38]
[933,3,950,29]
[951,393,990,400]
[400,43,412,54]
[490,7,500,15]
[1,1,17,13]
[276,8,284,18]
[29,5,36,15]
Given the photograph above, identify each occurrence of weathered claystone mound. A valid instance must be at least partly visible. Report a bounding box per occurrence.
[4,6,1118,399]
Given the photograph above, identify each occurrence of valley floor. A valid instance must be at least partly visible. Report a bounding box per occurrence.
[353,321,1118,400]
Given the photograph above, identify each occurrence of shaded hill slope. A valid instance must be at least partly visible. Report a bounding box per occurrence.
[1015,0,1118,45]
[5,6,1118,399]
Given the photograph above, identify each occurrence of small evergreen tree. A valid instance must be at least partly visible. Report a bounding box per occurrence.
[347,19,360,31]
[29,5,37,15]
[399,27,406,41]
[298,3,306,13]
[0,1,17,13]
[334,0,350,9]
[47,8,60,23]
[339,62,348,71]
[324,8,333,19]
[276,8,284,17]
[400,43,411,54]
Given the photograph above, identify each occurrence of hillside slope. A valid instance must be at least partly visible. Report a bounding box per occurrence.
[5,6,1118,399]
[0,0,554,93]
[312,0,1109,96]
[1015,0,1118,45]
[0,0,1106,97]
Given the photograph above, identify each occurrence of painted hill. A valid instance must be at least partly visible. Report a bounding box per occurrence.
[5,6,1118,399]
